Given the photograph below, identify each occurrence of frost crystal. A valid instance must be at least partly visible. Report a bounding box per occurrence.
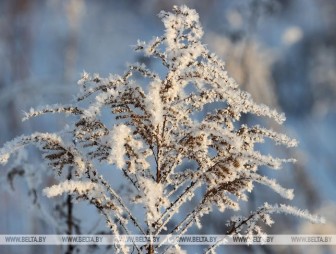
[137,177,169,227]
[0,153,10,165]
[145,79,164,126]
[43,180,101,198]
[107,124,131,168]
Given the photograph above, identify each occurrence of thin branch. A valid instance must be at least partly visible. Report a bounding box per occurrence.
[98,176,146,235]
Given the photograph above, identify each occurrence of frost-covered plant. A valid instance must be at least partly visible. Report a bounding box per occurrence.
[0,5,323,254]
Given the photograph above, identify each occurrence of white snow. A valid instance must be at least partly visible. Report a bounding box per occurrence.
[107,124,131,169]
[43,180,102,198]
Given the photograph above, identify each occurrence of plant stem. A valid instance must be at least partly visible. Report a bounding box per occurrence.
[66,167,74,254]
